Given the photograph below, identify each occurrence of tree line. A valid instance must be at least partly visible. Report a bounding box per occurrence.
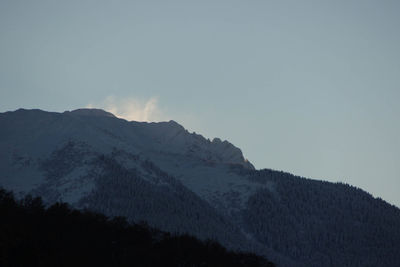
[0,187,274,267]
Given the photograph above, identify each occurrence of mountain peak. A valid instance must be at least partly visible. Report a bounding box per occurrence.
[67,108,116,118]
[210,138,254,169]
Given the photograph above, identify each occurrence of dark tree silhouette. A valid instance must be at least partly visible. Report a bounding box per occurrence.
[0,188,274,267]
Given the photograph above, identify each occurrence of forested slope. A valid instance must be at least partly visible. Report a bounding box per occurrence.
[1,108,400,267]
[241,169,400,267]
[0,188,274,267]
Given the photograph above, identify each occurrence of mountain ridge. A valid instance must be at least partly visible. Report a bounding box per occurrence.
[1,108,253,169]
[1,108,399,267]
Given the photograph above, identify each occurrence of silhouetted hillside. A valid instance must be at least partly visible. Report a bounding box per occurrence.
[0,188,274,267]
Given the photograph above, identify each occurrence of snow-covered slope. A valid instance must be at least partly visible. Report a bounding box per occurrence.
[0,108,272,257]
[0,108,256,205]
[1,108,399,267]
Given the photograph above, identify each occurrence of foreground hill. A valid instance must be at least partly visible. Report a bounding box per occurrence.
[0,188,273,267]
[0,108,399,266]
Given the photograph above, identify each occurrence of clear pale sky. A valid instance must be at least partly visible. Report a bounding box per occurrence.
[1,0,399,207]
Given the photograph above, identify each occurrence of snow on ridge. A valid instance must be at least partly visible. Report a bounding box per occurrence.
[67,108,116,118]
[0,108,254,170]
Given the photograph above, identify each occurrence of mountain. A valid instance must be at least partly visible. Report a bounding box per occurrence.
[1,108,399,267]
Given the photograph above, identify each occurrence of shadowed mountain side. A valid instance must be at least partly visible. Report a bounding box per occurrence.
[1,108,399,267]
[240,168,400,267]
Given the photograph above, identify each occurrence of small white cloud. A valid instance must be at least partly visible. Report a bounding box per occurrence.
[86,96,168,122]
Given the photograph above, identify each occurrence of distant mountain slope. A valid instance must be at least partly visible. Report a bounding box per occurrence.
[0,108,399,267]
[242,169,400,266]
